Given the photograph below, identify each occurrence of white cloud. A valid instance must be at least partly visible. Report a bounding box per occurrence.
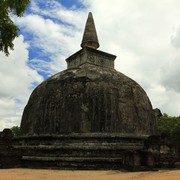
[171,26,180,48]
[0,36,43,130]
[15,12,85,75]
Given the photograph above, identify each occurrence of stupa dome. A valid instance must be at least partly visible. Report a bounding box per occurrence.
[20,13,157,136]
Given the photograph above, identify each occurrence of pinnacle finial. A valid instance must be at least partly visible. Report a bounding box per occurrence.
[81,12,99,49]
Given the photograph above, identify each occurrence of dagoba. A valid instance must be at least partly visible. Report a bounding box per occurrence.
[2,12,179,171]
[20,12,157,136]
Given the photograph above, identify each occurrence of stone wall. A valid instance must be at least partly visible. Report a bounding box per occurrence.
[145,135,180,169]
[0,129,21,168]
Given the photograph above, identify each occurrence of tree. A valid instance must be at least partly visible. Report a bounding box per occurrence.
[157,113,180,141]
[0,0,30,56]
[11,126,20,136]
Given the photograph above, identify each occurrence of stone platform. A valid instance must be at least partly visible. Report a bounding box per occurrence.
[12,133,148,170]
[1,130,179,170]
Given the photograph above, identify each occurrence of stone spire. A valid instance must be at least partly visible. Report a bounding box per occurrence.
[81,12,100,49]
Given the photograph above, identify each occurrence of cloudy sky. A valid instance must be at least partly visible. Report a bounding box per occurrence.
[0,0,180,130]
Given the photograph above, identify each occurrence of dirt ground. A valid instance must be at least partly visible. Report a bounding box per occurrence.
[0,169,180,180]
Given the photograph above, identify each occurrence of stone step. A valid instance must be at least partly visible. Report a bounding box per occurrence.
[14,145,125,158]
[14,143,144,151]
[14,143,143,159]
[13,141,144,156]
[22,156,122,162]
[13,133,147,146]
[21,156,123,170]
[14,146,143,157]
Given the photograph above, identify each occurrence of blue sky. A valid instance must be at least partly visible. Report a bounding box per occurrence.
[19,0,87,79]
[1,0,180,130]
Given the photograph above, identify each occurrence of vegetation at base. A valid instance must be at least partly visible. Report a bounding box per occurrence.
[11,126,20,136]
[0,0,30,56]
[157,113,180,142]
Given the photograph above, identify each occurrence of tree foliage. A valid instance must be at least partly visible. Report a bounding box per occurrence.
[11,126,20,136]
[0,0,30,56]
[157,113,180,141]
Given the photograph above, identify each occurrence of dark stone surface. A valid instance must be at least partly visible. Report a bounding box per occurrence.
[153,108,162,120]
[0,129,21,168]
[20,48,156,135]
[1,128,13,139]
